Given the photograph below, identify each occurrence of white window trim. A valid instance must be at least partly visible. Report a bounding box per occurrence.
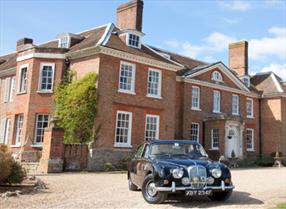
[4,119,11,145]
[3,77,11,103]
[147,68,162,99]
[0,118,7,144]
[118,61,136,95]
[246,98,254,118]
[14,114,24,146]
[38,63,55,93]
[212,71,223,82]
[145,114,160,141]
[114,111,133,148]
[9,76,15,102]
[126,33,141,49]
[34,114,49,145]
[191,86,201,110]
[191,122,199,142]
[18,64,29,94]
[232,94,239,115]
[211,128,219,150]
[246,128,254,151]
[213,90,221,113]
[58,35,71,48]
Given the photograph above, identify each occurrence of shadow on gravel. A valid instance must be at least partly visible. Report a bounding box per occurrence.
[164,191,264,208]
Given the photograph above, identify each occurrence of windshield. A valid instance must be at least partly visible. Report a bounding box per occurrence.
[149,142,208,159]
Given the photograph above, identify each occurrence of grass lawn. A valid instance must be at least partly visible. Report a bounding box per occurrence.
[274,202,286,209]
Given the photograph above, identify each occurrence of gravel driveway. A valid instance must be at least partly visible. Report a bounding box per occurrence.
[1,167,286,209]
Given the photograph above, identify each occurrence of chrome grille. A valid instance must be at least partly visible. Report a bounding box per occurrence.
[188,166,207,189]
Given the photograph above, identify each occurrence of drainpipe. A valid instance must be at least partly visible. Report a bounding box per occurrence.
[202,121,205,147]
[259,99,262,159]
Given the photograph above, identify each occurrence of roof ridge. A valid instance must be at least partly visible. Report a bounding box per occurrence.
[0,51,17,58]
[148,45,206,64]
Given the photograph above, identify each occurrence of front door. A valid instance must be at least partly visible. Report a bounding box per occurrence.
[225,125,242,158]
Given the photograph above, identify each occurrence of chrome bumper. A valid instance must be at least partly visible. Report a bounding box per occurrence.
[156,180,234,192]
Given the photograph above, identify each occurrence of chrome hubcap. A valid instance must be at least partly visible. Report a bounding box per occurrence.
[146,182,157,197]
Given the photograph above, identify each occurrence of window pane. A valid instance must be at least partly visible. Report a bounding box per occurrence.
[119,63,134,92]
[115,112,131,146]
[145,115,159,141]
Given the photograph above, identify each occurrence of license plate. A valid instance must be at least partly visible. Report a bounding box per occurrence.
[185,190,212,196]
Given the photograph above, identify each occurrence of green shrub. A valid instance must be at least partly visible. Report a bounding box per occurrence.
[256,155,275,167]
[0,145,13,183]
[104,162,115,172]
[6,161,26,184]
[0,145,26,184]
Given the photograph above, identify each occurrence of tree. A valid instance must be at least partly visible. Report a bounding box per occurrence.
[54,72,98,144]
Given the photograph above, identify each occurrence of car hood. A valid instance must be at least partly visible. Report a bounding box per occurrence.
[153,157,220,168]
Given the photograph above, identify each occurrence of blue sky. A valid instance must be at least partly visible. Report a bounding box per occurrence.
[0,0,285,80]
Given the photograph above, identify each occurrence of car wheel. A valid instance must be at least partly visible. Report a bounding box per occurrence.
[208,190,232,201]
[128,177,139,191]
[142,174,167,204]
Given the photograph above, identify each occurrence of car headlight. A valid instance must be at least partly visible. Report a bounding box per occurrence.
[171,168,184,179]
[211,168,222,178]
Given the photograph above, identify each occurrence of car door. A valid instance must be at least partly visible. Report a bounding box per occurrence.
[137,144,152,186]
[130,144,145,186]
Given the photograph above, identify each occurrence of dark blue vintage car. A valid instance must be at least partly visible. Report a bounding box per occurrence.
[128,140,234,204]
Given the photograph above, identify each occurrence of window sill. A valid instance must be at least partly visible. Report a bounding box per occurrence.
[247,116,254,119]
[247,149,255,152]
[114,144,133,148]
[10,144,21,148]
[232,113,239,116]
[31,144,43,148]
[146,94,162,99]
[213,111,221,114]
[209,148,219,150]
[37,90,53,94]
[118,90,136,95]
[17,91,27,95]
[191,107,201,111]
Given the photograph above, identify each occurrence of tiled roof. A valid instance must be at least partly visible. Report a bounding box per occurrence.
[250,73,271,86]
[0,53,17,72]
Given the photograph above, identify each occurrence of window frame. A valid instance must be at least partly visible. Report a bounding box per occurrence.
[9,76,15,102]
[211,128,219,150]
[191,86,200,110]
[246,98,254,118]
[118,61,136,95]
[14,114,24,146]
[58,36,70,48]
[145,114,160,141]
[213,90,221,113]
[114,111,132,148]
[3,77,11,103]
[18,64,29,94]
[211,71,223,82]
[0,118,9,144]
[147,68,162,98]
[232,94,239,115]
[190,122,200,142]
[126,33,141,49]
[246,128,254,151]
[34,114,49,145]
[38,63,55,93]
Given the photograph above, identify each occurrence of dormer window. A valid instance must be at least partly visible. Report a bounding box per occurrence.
[127,33,140,48]
[58,36,70,48]
[242,76,250,87]
[212,71,223,82]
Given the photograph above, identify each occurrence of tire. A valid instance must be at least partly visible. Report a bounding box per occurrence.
[128,177,138,191]
[208,190,233,201]
[142,174,167,204]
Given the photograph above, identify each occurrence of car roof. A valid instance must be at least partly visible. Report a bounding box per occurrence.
[147,139,200,145]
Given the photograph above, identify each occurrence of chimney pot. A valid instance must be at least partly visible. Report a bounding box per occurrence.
[16,38,33,51]
[229,40,248,77]
[116,0,144,32]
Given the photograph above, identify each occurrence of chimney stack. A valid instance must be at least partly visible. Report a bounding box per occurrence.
[229,41,248,76]
[116,0,144,32]
[16,38,33,51]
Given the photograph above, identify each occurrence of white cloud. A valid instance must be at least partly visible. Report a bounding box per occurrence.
[249,27,286,60]
[223,17,239,25]
[218,0,251,11]
[261,63,286,81]
[164,32,236,58]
